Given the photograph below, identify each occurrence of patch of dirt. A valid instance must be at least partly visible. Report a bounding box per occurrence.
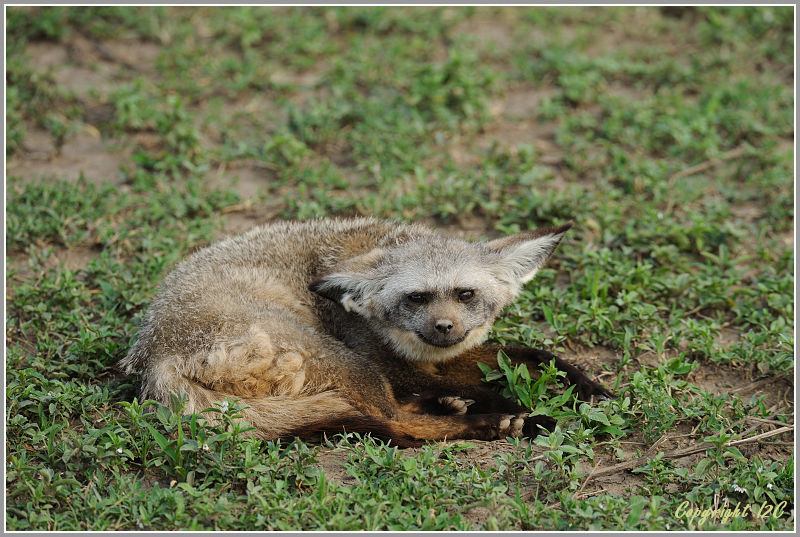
[632,342,793,411]
[277,64,332,107]
[25,41,69,70]
[563,343,620,387]
[206,91,288,133]
[494,84,559,121]
[43,245,98,272]
[688,361,751,395]
[218,201,286,237]
[582,9,678,58]
[713,327,741,350]
[10,37,165,188]
[26,34,161,98]
[442,82,575,195]
[731,202,763,223]
[53,63,120,99]
[6,244,100,302]
[451,15,516,53]
[777,136,794,154]
[474,117,566,179]
[271,67,325,89]
[778,230,793,248]
[459,505,493,529]
[314,437,546,488]
[587,422,707,497]
[208,163,277,200]
[92,39,162,72]
[602,82,652,102]
[7,124,132,186]
[449,438,544,467]
[481,114,557,155]
[418,213,495,240]
[689,361,794,420]
[444,138,481,168]
[435,82,564,176]
[591,467,648,499]
[313,447,356,487]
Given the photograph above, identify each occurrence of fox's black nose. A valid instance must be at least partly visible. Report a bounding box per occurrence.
[435,319,454,334]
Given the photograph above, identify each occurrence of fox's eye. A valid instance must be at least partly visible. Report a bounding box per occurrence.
[458,290,475,303]
[407,293,427,304]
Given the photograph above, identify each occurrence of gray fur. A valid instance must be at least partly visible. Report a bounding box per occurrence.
[120,217,570,439]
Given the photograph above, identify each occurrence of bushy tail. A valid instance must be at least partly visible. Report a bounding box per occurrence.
[141,372,423,448]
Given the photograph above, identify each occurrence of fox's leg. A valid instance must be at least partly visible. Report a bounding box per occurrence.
[390,344,612,439]
[394,390,555,440]
[396,387,523,416]
[176,325,532,447]
[437,344,614,402]
[388,410,529,444]
[372,354,553,438]
[190,324,309,398]
[287,407,530,448]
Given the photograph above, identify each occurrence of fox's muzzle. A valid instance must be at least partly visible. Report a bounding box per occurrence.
[417,329,468,348]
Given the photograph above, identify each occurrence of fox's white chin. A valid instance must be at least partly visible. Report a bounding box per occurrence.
[384,324,491,363]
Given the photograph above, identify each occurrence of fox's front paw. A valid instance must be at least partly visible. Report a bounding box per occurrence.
[498,413,528,438]
[467,412,527,440]
[437,395,475,415]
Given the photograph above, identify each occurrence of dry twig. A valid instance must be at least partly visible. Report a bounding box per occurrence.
[585,425,793,481]
[667,146,749,185]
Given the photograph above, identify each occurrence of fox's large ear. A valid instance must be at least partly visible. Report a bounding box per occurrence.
[308,248,385,317]
[485,221,572,290]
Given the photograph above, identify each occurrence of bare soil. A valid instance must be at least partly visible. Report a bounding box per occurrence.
[8,125,133,186]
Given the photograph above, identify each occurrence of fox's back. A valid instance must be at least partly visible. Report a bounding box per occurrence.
[121,218,431,374]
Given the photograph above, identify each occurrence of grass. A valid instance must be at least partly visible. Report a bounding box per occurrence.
[5,5,794,531]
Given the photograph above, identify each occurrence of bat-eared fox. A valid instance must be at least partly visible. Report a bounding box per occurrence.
[121,217,612,447]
